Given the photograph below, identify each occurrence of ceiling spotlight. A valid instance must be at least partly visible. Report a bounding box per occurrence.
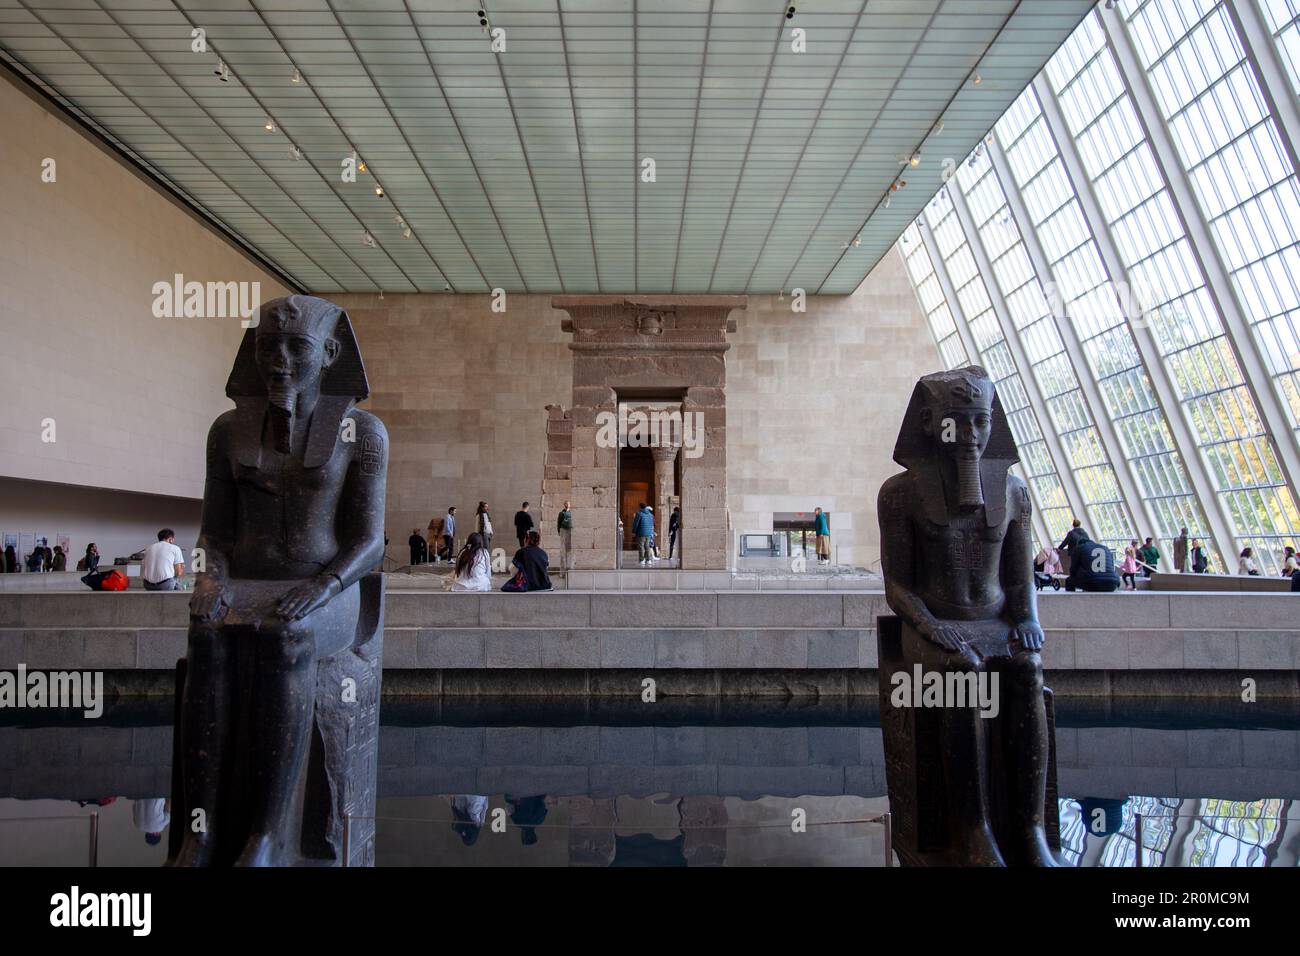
[291,67,302,84]
[910,152,921,167]
[777,289,785,300]
[934,119,944,135]
[786,5,796,18]
[402,226,412,239]
[899,179,907,188]
[378,289,385,301]
[264,120,275,132]
[214,59,230,82]
[884,195,892,209]
[973,72,982,85]
[362,231,376,248]
[852,237,861,247]
[357,160,367,173]
[288,144,303,161]
[374,185,384,197]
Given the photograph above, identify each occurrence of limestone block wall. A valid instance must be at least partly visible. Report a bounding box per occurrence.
[331,292,573,559]
[727,250,939,569]
[336,253,937,569]
[0,72,290,502]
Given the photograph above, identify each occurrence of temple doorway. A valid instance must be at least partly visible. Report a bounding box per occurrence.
[616,398,683,569]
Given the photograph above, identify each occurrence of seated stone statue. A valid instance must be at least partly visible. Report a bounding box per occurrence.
[877,366,1056,866]
[168,295,388,867]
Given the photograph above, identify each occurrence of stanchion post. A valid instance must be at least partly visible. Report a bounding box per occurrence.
[1134,813,1143,868]
[87,811,99,867]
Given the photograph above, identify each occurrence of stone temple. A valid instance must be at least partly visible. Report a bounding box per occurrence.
[2,0,1300,888]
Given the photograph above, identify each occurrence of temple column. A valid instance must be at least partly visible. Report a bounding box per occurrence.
[651,442,679,548]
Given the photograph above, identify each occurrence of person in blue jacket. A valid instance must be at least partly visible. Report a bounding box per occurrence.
[632,502,655,566]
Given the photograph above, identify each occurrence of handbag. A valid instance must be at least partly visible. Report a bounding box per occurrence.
[501,556,528,592]
[101,569,129,591]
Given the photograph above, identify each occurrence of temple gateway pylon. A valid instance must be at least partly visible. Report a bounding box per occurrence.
[543,296,747,571]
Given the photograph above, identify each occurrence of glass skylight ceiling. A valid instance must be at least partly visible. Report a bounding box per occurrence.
[898,0,1300,571]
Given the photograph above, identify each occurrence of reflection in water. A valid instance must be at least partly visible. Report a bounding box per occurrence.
[1,696,1297,866]
[1060,797,1297,868]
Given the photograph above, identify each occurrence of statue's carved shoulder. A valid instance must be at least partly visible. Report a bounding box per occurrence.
[1007,473,1032,519]
[878,472,915,517]
[206,409,239,454]
[343,408,388,478]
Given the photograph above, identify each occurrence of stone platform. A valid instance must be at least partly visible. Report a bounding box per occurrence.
[1,590,1297,697]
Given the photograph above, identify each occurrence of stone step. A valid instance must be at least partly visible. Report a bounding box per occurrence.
[3,625,1298,672]
[4,588,1299,630]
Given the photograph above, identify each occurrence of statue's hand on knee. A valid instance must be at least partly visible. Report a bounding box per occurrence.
[921,622,967,652]
[190,576,231,624]
[276,575,341,622]
[1012,620,1045,651]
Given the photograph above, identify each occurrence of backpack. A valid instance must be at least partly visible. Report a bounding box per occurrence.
[101,569,129,591]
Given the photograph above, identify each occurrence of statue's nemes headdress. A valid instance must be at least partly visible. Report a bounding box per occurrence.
[224,295,369,468]
[891,366,1020,527]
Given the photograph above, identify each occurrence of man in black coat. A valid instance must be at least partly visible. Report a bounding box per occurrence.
[514,502,534,549]
[408,529,428,566]
[1058,518,1089,575]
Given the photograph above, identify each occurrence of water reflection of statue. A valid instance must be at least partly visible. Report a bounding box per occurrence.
[169,295,387,867]
[877,367,1056,866]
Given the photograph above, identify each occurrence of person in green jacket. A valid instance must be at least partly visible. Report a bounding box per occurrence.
[814,507,831,565]
[556,500,573,570]
[1138,537,1160,577]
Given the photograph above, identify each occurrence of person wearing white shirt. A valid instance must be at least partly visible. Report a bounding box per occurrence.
[132,797,171,846]
[141,528,185,590]
[1237,547,1260,576]
[451,533,493,591]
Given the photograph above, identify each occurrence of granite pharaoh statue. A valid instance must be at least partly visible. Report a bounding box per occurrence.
[877,366,1056,866]
[168,295,388,867]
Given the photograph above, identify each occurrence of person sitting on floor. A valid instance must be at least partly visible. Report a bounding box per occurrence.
[451,532,492,592]
[502,529,552,592]
[1065,537,1121,593]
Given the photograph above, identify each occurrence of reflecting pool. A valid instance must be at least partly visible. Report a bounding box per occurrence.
[2,696,1296,866]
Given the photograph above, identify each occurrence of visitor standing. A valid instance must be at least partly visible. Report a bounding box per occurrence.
[556,500,573,570]
[633,502,655,566]
[1190,538,1209,574]
[1137,537,1160,576]
[141,528,185,591]
[51,545,66,572]
[814,506,831,565]
[476,501,494,556]
[647,506,660,561]
[668,506,681,560]
[451,532,492,591]
[1237,547,1260,576]
[84,543,99,573]
[25,547,43,573]
[1282,546,1297,577]
[443,506,457,563]
[408,529,428,566]
[514,502,534,549]
[4,544,17,573]
[1173,527,1189,573]
[1120,540,1140,590]
[1059,519,1088,575]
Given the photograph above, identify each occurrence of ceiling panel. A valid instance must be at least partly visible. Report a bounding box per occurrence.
[0,0,1094,294]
